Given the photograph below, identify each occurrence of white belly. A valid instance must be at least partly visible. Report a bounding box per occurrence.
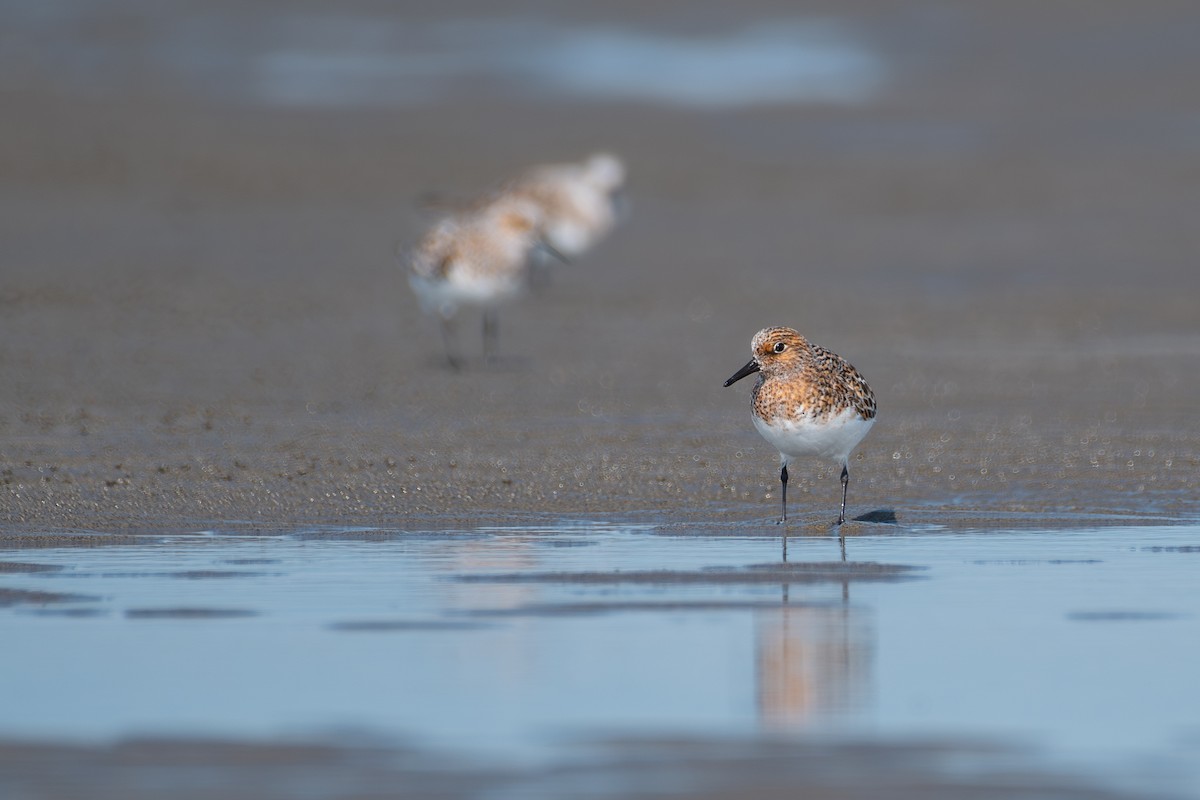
[408,271,524,317]
[753,406,874,467]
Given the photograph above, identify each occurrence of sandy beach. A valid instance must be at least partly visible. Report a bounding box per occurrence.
[3,1,1199,538]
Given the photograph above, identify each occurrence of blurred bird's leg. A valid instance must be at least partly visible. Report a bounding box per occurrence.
[440,315,462,371]
[482,309,499,363]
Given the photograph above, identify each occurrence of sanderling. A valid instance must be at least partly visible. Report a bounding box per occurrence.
[406,193,550,368]
[724,326,876,526]
[505,153,626,270]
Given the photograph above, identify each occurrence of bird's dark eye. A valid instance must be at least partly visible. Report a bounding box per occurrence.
[773,342,787,353]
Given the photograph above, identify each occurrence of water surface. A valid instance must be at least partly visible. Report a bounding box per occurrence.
[1,4,884,108]
[2,522,1199,796]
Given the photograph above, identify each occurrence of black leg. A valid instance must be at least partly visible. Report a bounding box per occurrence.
[779,463,789,523]
[440,317,461,371]
[482,310,498,362]
[838,464,849,525]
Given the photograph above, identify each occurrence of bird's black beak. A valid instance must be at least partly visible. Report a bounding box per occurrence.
[724,359,760,387]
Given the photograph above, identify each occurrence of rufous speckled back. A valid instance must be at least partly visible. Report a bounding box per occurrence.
[748,326,877,425]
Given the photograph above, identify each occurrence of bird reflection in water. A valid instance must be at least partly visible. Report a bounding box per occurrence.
[755,559,872,731]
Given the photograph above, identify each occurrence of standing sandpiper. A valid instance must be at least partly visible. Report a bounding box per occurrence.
[725,326,876,525]
[406,194,549,368]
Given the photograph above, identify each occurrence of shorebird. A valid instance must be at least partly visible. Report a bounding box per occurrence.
[406,193,549,368]
[506,152,626,260]
[725,326,876,525]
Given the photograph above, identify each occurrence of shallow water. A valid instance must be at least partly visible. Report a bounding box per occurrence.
[249,18,884,108]
[2,3,883,109]
[2,522,1199,796]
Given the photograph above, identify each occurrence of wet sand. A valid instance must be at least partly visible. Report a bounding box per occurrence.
[2,1,1199,536]
[0,736,1165,800]
[454,560,922,585]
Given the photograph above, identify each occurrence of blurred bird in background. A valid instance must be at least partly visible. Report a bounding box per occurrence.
[405,153,626,368]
